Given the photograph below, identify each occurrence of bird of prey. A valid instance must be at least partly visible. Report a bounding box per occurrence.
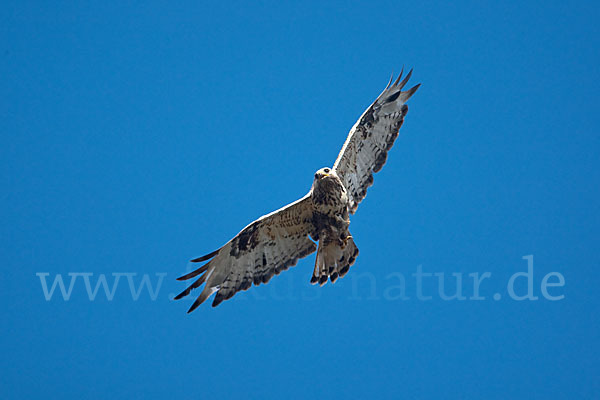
[176,69,420,312]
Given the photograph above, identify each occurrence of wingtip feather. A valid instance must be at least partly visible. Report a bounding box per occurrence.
[393,66,404,86]
[397,68,413,90]
[187,293,209,313]
[385,73,394,90]
[403,83,421,101]
[176,264,208,281]
[190,249,220,263]
[187,302,201,313]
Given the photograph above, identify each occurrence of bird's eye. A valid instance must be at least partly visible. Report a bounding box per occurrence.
[324,168,330,173]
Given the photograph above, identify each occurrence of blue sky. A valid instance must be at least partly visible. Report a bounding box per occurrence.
[2,1,599,399]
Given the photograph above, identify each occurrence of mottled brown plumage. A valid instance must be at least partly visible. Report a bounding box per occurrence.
[176,70,420,312]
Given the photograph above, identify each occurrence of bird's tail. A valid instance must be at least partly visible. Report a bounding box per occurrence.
[311,234,358,285]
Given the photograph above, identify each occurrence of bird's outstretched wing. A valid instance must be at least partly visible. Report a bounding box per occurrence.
[175,194,316,312]
[333,69,420,214]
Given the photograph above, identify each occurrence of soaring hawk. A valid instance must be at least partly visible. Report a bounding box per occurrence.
[176,69,420,312]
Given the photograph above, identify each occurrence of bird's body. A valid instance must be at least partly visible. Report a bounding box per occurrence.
[311,168,349,242]
[176,69,420,312]
[309,168,357,285]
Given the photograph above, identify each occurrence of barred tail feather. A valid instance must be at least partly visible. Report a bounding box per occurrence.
[311,235,359,285]
[338,236,358,278]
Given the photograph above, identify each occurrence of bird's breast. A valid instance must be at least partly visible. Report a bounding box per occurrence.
[312,177,348,216]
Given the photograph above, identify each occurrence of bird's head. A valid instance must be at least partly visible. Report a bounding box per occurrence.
[314,167,337,181]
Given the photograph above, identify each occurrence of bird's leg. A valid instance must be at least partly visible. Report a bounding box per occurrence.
[334,213,350,234]
[339,230,351,248]
[336,213,350,248]
[310,240,323,284]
